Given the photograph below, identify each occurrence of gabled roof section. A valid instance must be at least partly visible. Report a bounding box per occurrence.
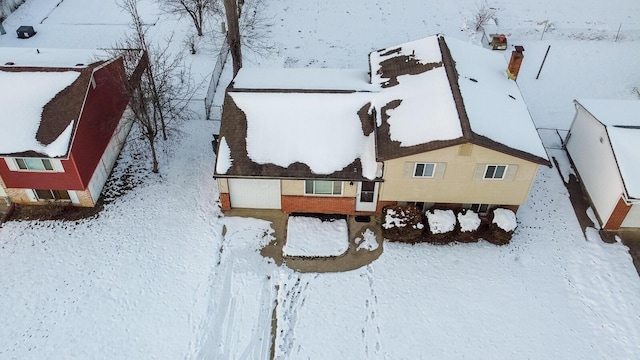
[0,48,114,158]
[575,99,640,200]
[370,35,549,166]
[216,73,379,180]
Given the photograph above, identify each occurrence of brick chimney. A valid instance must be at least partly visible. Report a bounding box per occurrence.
[506,45,525,80]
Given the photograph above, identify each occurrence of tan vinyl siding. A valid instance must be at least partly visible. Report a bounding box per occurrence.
[379,144,539,205]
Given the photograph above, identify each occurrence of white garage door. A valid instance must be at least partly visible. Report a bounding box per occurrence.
[228,179,281,209]
[621,203,640,228]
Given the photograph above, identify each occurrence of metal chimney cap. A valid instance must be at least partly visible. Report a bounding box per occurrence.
[514,45,525,52]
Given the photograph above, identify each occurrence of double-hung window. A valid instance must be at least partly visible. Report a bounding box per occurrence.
[16,158,54,171]
[305,180,342,195]
[414,163,436,178]
[484,165,507,180]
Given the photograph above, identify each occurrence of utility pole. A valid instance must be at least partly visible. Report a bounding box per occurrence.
[223,0,242,77]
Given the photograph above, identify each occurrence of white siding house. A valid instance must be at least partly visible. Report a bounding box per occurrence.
[565,99,640,230]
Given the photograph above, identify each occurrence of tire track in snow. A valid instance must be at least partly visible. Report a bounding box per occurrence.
[362,264,383,359]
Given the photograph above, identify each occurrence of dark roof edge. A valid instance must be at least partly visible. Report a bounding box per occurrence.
[438,35,473,142]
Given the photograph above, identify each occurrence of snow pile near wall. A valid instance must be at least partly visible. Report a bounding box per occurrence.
[215,137,232,174]
[426,209,456,234]
[493,208,517,232]
[355,229,379,251]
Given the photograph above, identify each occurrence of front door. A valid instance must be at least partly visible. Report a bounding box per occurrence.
[356,181,378,212]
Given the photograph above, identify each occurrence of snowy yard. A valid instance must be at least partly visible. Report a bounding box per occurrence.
[1,0,640,359]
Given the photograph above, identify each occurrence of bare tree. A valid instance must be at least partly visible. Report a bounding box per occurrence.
[117,0,196,173]
[160,0,220,37]
[223,0,242,76]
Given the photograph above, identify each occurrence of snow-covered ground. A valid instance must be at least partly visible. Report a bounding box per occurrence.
[1,0,640,359]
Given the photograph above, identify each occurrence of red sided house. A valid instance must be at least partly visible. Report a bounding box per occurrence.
[0,48,140,207]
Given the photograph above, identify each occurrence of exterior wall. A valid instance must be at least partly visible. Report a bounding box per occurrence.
[220,193,231,211]
[621,203,640,228]
[566,105,625,226]
[0,177,6,198]
[281,195,357,215]
[72,58,130,187]
[85,114,133,204]
[217,179,231,210]
[0,157,84,190]
[281,179,357,197]
[281,179,360,214]
[379,144,539,205]
[604,197,632,230]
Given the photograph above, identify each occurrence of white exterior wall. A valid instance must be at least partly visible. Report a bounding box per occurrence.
[87,118,133,204]
[621,203,640,228]
[566,105,625,225]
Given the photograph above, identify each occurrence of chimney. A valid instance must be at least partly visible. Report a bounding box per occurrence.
[506,45,525,80]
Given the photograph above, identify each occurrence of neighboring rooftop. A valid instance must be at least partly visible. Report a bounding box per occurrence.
[0,47,111,68]
[0,48,111,158]
[576,99,640,200]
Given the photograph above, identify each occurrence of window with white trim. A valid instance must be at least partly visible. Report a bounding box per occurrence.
[305,180,342,195]
[34,189,70,201]
[483,165,507,179]
[413,163,436,178]
[16,158,54,171]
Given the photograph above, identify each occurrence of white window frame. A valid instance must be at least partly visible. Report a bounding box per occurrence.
[304,180,342,196]
[413,162,436,178]
[483,165,507,180]
[7,158,63,172]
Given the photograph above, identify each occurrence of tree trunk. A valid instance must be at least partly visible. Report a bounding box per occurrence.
[223,0,242,76]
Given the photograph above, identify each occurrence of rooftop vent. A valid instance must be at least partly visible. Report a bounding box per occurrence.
[16,25,36,39]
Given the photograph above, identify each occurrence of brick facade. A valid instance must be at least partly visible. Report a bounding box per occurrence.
[5,188,95,207]
[282,195,357,215]
[604,197,631,230]
[219,193,231,211]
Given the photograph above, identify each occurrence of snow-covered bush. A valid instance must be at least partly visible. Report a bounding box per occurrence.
[426,209,456,234]
[486,208,517,245]
[381,205,423,242]
[492,208,517,232]
[457,209,481,232]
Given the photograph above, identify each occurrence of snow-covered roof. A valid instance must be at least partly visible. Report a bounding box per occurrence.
[217,35,550,179]
[370,35,549,163]
[0,48,114,158]
[0,70,81,157]
[232,68,375,91]
[0,47,111,68]
[575,99,640,200]
[227,91,378,179]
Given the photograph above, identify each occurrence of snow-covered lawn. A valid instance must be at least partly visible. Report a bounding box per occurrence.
[1,0,640,358]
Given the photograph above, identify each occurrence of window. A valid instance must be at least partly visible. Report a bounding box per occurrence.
[484,165,507,179]
[16,158,54,171]
[34,189,70,201]
[414,163,436,177]
[305,180,342,195]
[470,203,490,214]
